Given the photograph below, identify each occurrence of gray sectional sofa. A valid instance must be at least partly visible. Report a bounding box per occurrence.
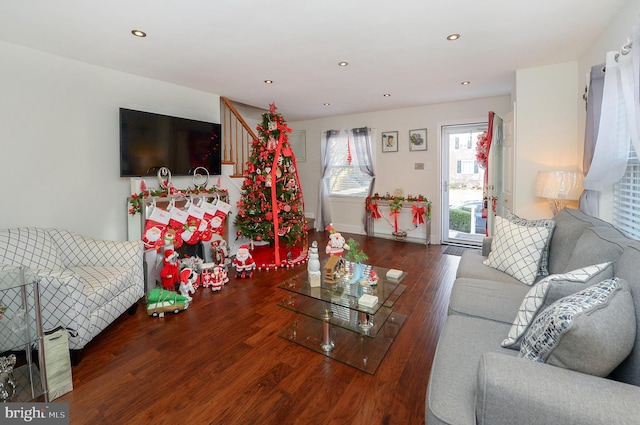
[426,208,640,425]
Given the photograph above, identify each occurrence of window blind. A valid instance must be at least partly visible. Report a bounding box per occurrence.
[614,144,640,240]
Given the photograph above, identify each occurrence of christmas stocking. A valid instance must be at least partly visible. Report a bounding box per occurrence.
[166,207,188,249]
[210,199,231,235]
[181,202,205,245]
[142,207,171,250]
[199,200,218,242]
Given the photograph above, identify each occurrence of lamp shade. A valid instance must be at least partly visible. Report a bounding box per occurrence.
[535,171,583,200]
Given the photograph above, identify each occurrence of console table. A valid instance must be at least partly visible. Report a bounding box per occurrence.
[277,265,407,374]
[365,195,431,245]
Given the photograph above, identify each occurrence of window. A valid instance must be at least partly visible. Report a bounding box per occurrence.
[456,160,479,175]
[614,144,640,240]
[454,135,473,150]
[323,130,373,197]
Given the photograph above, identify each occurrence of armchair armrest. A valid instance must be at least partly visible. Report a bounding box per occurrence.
[36,269,92,348]
[0,267,92,351]
[482,237,493,256]
[47,229,143,269]
[477,352,640,425]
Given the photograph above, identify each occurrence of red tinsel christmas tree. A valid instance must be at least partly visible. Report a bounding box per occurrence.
[234,103,307,264]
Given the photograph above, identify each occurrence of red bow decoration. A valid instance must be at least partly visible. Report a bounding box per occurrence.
[389,210,400,232]
[412,204,426,225]
[367,203,382,219]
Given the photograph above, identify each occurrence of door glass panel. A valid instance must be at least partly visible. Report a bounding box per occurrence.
[441,123,487,246]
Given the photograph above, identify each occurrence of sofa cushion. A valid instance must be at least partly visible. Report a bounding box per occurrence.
[611,244,640,386]
[456,250,530,285]
[0,228,65,271]
[506,213,555,276]
[564,227,626,272]
[483,216,551,285]
[73,266,140,314]
[519,278,635,377]
[449,278,531,324]
[548,208,613,274]
[501,262,613,349]
[426,315,517,425]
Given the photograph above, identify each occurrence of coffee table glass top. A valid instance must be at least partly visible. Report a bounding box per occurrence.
[277,264,407,316]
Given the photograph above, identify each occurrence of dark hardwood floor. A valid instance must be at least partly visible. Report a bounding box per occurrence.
[57,232,460,425]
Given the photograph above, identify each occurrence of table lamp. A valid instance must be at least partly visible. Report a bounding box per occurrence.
[535,171,583,215]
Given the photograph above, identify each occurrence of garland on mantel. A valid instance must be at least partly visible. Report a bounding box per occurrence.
[129,186,229,215]
[366,193,432,236]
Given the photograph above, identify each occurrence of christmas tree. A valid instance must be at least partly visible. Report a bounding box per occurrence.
[234,103,307,257]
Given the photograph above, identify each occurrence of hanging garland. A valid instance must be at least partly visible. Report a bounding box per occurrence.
[366,193,432,239]
[128,186,229,215]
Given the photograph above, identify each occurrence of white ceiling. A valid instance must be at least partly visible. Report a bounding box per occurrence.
[0,0,630,121]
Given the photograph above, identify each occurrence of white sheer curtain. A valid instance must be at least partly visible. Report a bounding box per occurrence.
[618,23,640,159]
[580,14,640,218]
[316,128,375,231]
[317,130,341,230]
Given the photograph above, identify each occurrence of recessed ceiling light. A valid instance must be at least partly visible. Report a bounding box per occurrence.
[323,103,331,106]
[383,93,391,97]
[264,80,273,84]
[131,29,147,38]
[338,61,349,67]
[461,81,470,85]
[447,33,460,41]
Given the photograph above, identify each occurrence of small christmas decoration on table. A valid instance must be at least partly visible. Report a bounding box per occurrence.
[325,224,350,256]
[233,245,256,278]
[324,256,347,284]
[307,241,321,287]
[344,238,370,284]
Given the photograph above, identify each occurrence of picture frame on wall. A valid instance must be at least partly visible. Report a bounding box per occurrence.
[382,131,399,152]
[409,129,427,151]
[289,130,306,162]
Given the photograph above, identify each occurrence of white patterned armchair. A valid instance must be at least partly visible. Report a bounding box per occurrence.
[0,228,144,362]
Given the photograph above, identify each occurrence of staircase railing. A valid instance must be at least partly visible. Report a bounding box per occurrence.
[221,96,258,177]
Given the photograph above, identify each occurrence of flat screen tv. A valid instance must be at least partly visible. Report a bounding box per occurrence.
[119,108,222,177]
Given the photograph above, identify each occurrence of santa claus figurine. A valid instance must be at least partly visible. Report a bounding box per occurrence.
[160,249,179,290]
[233,245,256,278]
[210,265,229,291]
[325,224,350,257]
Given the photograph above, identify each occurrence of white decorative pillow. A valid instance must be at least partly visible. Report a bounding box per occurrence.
[519,278,636,377]
[501,262,613,349]
[483,216,551,285]
[506,213,555,276]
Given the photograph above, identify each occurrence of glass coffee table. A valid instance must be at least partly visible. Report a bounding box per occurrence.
[277,264,407,374]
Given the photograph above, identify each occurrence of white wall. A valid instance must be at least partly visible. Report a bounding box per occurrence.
[513,61,580,219]
[290,96,511,242]
[0,41,220,240]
